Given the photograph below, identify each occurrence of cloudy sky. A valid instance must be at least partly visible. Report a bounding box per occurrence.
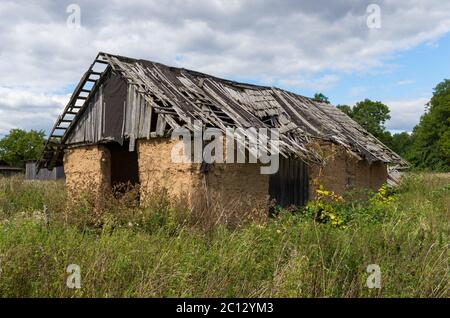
[1,0,450,136]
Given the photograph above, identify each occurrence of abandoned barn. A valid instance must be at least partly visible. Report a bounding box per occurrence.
[39,52,407,210]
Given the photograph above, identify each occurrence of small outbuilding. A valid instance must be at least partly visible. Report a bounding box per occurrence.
[25,161,65,180]
[0,160,23,177]
[38,52,407,211]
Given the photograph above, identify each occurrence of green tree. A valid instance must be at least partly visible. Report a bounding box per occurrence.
[407,79,450,171]
[0,129,46,167]
[351,99,391,139]
[439,128,450,157]
[336,104,353,117]
[336,99,393,147]
[390,132,413,157]
[377,130,394,149]
[313,93,330,104]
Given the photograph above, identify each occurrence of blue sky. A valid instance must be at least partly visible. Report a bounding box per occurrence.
[1,0,450,137]
[231,31,450,104]
[325,33,450,105]
[208,31,450,134]
[266,33,450,134]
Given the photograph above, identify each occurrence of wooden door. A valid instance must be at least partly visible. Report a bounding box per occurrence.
[269,157,309,208]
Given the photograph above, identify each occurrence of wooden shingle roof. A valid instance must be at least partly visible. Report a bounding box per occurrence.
[40,52,408,169]
[103,53,407,166]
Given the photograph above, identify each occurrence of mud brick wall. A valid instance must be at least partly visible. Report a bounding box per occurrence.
[309,142,388,199]
[137,138,203,206]
[63,145,111,202]
[204,163,270,213]
[137,138,269,212]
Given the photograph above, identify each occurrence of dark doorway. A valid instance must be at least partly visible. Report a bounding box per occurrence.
[106,141,140,191]
[269,157,309,208]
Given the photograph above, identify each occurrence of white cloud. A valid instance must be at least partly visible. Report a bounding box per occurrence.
[0,0,450,135]
[277,74,340,91]
[0,88,68,135]
[397,79,414,85]
[385,97,429,132]
[349,86,368,97]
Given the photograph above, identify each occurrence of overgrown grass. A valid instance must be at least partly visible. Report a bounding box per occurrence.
[0,173,448,297]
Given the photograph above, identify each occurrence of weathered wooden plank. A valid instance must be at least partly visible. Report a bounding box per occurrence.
[59,53,409,168]
[155,114,166,136]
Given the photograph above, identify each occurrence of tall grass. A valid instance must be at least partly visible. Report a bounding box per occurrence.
[0,173,448,297]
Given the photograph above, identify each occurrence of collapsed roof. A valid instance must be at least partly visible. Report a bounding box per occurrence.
[39,52,408,169]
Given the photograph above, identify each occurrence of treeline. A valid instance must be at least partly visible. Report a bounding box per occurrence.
[314,79,450,172]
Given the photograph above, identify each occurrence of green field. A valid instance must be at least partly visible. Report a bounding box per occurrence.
[0,174,448,297]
